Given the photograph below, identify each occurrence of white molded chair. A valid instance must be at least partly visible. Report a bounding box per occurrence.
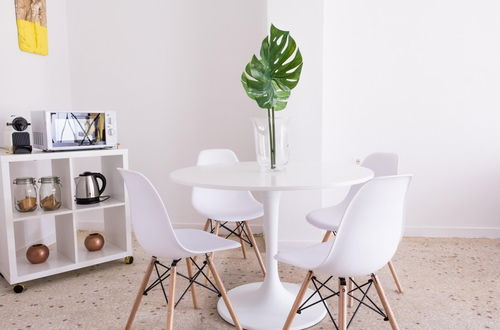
[119,169,242,330]
[192,149,266,275]
[306,152,404,294]
[278,175,412,330]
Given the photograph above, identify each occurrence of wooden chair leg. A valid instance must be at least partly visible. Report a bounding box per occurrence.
[203,218,212,232]
[211,221,220,259]
[237,222,247,259]
[186,258,199,309]
[283,271,313,330]
[348,277,354,308]
[206,255,242,330]
[243,221,266,276]
[166,263,177,330]
[195,219,212,264]
[339,278,347,330]
[125,256,156,330]
[371,274,400,330]
[387,261,404,294]
[205,221,220,284]
[322,230,333,242]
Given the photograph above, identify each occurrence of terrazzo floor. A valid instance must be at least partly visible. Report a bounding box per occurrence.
[0,233,498,329]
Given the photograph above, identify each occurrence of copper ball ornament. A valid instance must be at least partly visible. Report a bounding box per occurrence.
[84,233,105,251]
[26,244,49,264]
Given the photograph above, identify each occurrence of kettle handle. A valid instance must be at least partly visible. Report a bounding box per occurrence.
[93,173,107,196]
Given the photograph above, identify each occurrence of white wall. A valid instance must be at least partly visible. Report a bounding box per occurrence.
[267,0,326,245]
[66,0,267,227]
[0,1,72,114]
[2,0,498,244]
[0,0,73,248]
[323,0,500,237]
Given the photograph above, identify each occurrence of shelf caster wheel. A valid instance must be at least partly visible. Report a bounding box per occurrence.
[13,284,25,293]
[124,256,134,264]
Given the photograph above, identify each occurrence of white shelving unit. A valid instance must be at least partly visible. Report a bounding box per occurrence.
[0,149,132,291]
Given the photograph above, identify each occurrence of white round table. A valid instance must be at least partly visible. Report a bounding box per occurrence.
[170,162,373,330]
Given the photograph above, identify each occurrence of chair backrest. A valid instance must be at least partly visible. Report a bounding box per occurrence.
[197,149,239,165]
[362,152,399,177]
[340,152,399,209]
[118,168,188,259]
[192,149,258,215]
[316,175,412,277]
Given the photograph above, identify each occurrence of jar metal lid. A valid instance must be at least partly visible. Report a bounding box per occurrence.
[39,176,61,184]
[13,177,36,185]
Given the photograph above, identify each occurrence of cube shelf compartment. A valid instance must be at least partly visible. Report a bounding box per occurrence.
[0,149,132,288]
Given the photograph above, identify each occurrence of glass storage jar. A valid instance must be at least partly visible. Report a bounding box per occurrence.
[39,176,62,211]
[13,177,38,212]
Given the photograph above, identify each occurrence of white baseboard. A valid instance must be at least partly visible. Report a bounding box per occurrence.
[404,226,500,238]
[77,221,500,240]
[76,221,265,234]
[172,222,264,234]
[278,226,500,250]
[172,224,500,239]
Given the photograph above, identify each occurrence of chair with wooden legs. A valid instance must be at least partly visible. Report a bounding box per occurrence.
[119,169,242,330]
[278,175,412,330]
[192,149,266,276]
[306,153,405,295]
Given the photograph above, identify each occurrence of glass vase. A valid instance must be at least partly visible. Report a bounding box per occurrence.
[252,116,289,171]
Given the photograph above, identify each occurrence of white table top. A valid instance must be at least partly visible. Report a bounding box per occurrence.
[170,161,374,191]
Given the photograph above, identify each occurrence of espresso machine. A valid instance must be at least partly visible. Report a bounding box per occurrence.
[5,116,32,154]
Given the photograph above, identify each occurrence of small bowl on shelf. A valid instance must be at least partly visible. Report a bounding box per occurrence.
[26,244,49,264]
[84,233,105,251]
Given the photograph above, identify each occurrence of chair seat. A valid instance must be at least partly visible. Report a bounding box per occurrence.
[275,241,333,271]
[175,229,240,255]
[196,199,264,222]
[306,204,345,231]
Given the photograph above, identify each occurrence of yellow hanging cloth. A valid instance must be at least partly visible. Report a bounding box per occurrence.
[15,0,48,56]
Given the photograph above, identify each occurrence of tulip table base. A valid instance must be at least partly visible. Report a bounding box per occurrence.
[217,281,326,330]
[217,191,326,329]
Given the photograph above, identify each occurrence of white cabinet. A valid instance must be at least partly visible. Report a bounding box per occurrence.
[0,149,132,292]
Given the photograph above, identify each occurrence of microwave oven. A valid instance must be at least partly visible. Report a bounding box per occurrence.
[31,111,118,151]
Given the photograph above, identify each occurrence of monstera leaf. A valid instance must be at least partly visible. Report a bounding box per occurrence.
[241,24,303,111]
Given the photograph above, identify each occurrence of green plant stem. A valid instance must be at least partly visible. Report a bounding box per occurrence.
[271,107,276,168]
[267,108,276,169]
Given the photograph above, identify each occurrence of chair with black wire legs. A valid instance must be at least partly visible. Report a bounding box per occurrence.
[119,169,242,330]
[192,149,266,276]
[278,175,412,330]
[306,153,405,297]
